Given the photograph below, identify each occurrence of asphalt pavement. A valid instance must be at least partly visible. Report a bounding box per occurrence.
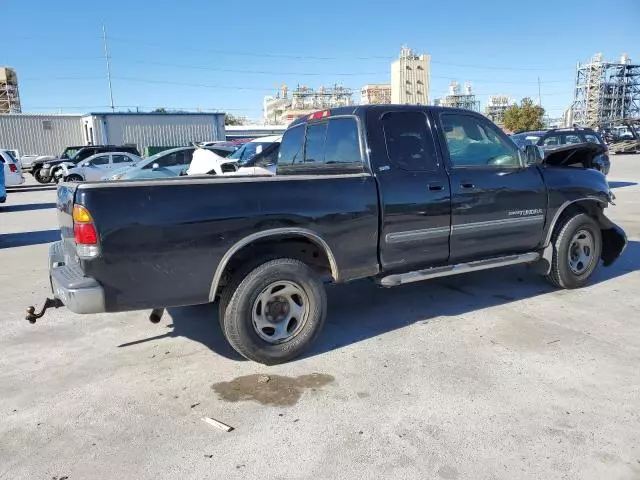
[1,158,639,480]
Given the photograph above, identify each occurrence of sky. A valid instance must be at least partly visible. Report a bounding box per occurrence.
[3,0,639,121]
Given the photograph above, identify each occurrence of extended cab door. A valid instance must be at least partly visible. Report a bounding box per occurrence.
[368,108,452,271]
[436,112,546,261]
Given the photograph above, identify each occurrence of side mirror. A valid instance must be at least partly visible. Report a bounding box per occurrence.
[524,144,543,165]
[152,163,160,170]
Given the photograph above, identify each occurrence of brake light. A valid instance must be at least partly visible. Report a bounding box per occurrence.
[73,205,98,245]
[308,109,331,121]
[9,163,17,173]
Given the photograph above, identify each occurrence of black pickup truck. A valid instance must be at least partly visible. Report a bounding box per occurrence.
[30,105,627,364]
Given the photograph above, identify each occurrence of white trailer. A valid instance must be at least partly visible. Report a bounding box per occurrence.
[81,113,226,152]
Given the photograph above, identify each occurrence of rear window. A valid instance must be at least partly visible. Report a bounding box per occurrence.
[278,126,305,166]
[279,117,362,171]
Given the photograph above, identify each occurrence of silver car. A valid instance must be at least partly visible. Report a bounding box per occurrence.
[60,152,142,182]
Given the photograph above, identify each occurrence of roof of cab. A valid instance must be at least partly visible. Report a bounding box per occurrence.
[287,104,487,128]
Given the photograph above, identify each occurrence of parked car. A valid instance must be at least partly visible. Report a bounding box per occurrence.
[30,146,86,181]
[36,145,141,184]
[104,145,235,181]
[187,136,281,176]
[0,149,25,187]
[0,159,6,204]
[58,152,142,182]
[30,105,626,365]
[511,127,611,175]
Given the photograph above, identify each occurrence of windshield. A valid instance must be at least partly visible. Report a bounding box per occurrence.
[61,147,80,159]
[229,142,274,165]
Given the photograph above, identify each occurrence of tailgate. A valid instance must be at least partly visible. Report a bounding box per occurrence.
[56,183,78,255]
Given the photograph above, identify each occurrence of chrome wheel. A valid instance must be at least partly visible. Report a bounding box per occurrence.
[252,281,309,344]
[568,229,595,275]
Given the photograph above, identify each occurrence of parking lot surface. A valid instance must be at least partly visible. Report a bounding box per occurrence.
[1,158,640,480]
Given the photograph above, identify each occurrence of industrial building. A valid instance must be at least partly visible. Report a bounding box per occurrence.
[263,84,355,124]
[0,112,225,157]
[571,53,640,128]
[0,114,83,156]
[0,67,21,114]
[434,81,480,112]
[391,47,430,105]
[361,84,392,105]
[484,95,514,124]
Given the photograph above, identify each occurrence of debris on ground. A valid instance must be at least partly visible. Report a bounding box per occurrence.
[257,375,270,384]
[202,416,234,432]
[190,402,200,409]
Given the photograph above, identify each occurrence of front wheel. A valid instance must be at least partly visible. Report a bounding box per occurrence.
[33,168,52,184]
[219,258,327,365]
[65,174,83,182]
[545,213,602,289]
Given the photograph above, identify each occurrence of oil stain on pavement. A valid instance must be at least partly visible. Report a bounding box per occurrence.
[212,373,334,406]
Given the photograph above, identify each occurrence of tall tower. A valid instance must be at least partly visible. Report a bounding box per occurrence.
[391,47,430,105]
[0,67,21,114]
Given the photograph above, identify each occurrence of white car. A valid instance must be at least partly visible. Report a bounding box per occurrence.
[187,136,281,176]
[61,152,142,182]
[0,149,25,186]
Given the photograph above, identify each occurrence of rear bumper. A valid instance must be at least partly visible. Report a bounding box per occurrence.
[49,241,106,314]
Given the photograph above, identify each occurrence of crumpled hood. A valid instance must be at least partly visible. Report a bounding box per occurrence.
[543,142,605,169]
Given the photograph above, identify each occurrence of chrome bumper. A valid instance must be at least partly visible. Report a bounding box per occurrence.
[49,241,106,314]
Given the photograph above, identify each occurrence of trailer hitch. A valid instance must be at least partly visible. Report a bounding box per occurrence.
[25,298,64,324]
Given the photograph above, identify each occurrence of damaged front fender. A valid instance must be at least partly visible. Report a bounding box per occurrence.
[599,221,627,267]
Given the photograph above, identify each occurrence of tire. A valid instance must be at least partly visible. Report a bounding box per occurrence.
[220,258,327,365]
[33,168,52,184]
[545,213,602,289]
[65,174,83,182]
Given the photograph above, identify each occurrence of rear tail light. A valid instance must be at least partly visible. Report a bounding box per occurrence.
[73,204,100,257]
[9,163,17,173]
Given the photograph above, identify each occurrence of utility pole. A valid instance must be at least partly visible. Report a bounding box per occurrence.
[102,25,115,112]
[537,77,542,107]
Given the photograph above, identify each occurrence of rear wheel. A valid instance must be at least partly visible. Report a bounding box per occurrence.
[545,213,602,289]
[219,258,327,365]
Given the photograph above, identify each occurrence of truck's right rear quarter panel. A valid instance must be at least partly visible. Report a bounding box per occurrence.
[76,175,379,312]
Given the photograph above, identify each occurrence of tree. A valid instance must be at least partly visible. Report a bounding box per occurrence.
[225,113,245,126]
[153,107,167,113]
[503,97,545,133]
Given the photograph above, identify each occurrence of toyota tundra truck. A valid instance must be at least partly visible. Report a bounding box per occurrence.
[28,105,627,364]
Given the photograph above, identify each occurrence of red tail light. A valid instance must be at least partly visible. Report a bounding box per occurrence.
[9,163,17,173]
[74,223,98,245]
[73,205,98,245]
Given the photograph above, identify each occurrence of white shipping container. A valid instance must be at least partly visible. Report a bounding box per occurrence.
[82,113,226,151]
[0,114,84,156]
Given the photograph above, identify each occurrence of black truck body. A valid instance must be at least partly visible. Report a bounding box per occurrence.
[39,105,627,364]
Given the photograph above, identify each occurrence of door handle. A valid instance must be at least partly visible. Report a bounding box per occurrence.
[428,183,444,191]
[460,182,475,189]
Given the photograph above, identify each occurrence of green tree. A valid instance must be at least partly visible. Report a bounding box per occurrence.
[153,107,167,113]
[503,97,545,133]
[225,113,245,126]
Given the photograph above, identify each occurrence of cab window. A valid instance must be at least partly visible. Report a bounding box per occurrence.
[440,114,520,167]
